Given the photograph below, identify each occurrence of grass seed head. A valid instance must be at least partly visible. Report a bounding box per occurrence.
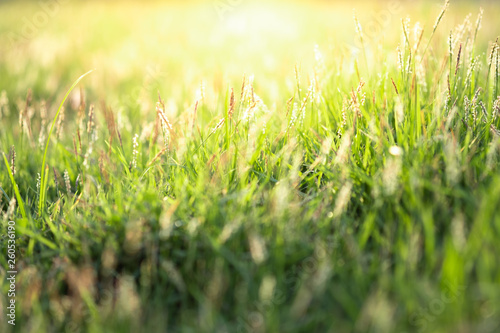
[131,133,139,169]
[353,9,363,42]
[474,8,484,39]
[413,22,423,52]
[156,101,173,133]
[38,101,47,149]
[212,117,225,134]
[3,197,16,220]
[55,106,65,140]
[397,45,403,72]
[434,0,450,32]
[64,169,71,194]
[455,43,462,76]
[493,96,500,121]
[77,86,86,132]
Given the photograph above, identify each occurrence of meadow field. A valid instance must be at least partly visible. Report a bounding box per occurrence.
[1,0,500,332]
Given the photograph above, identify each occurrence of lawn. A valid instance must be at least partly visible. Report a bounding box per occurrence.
[1,0,500,332]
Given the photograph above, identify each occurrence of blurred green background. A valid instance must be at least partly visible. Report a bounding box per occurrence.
[1,0,499,120]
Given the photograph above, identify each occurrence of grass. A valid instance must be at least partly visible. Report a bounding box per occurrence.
[38,69,95,217]
[1,0,500,332]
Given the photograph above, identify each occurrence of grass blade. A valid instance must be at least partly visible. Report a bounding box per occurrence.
[38,69,95,217]
[2,152,27,219]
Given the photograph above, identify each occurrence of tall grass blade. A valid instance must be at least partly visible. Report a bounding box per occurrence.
[38,69,95,217]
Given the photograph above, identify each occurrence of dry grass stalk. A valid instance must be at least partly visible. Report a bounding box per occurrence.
[101,102,118,153]
[147,147,168,167]
[77,86,86,132]
[191,100,199,134]
[391,78,399,95]
[156,93,174,135]
[228,88,235,120]
[295,63,302,99]
[73,135,78,157]
[212,117,225,133]
[9,145,16,176]
[99,150,109,182]
[285,96,294,119]
[87,104,95,134]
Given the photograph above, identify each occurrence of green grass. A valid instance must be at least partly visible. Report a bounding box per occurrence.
[1,0,500,332]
